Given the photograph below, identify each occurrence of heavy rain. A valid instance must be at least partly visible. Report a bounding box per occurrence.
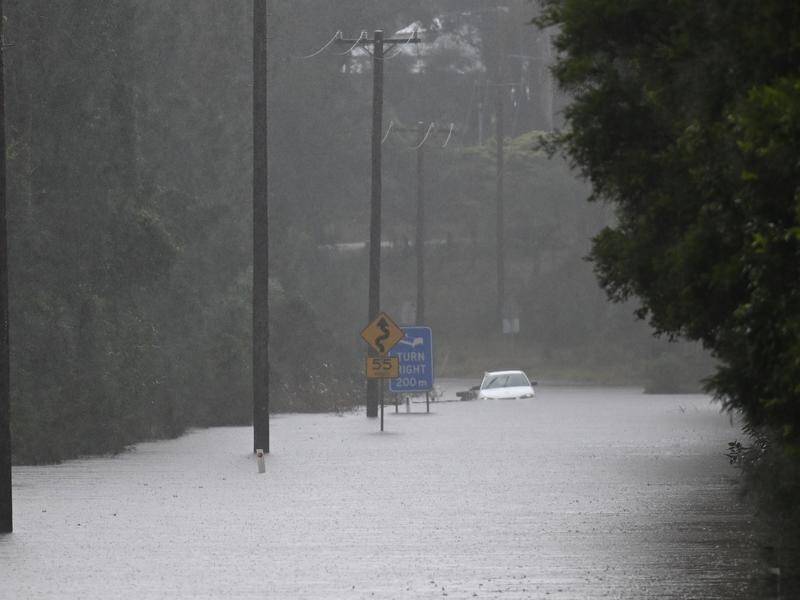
[1,1,799,598]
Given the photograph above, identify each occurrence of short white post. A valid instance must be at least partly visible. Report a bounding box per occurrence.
[256,449,265,474]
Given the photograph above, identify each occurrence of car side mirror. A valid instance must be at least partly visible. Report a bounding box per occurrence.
[470,385,480,391]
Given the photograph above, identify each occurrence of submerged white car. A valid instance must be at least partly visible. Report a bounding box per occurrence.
[478,370,536,400]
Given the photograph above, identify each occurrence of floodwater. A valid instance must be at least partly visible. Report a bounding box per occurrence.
[1,383,768,599]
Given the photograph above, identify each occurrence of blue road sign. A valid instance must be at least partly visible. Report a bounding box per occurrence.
[389,326,434,393]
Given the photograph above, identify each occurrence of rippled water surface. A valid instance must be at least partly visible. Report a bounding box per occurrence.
[1,384,767,598]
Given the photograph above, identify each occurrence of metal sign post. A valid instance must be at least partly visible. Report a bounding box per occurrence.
[360,312,404,431]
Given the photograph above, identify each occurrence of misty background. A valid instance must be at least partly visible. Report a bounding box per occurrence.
[4,1,710,463]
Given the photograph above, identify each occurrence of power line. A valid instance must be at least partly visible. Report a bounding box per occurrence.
[381,29,419,60]
[411,122,435,150]
[337,31,367,56]
[392,121,457,149]
[295,30,342,60]
[381,119,395,144]
[357,29,421,61]
[441,122,455,148]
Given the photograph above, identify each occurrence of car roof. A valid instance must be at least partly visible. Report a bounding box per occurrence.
[484,370,527,376]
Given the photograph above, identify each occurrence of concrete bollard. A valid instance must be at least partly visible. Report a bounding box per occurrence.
[256,449,265,474]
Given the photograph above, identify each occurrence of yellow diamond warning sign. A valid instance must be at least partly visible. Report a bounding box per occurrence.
[360,312,404,355]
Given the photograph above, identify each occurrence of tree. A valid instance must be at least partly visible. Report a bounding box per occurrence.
[537,1,800,447]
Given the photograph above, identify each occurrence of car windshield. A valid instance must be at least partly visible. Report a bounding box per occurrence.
[481,372,529,389]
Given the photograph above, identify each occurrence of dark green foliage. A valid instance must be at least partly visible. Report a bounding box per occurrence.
[538,0,800,441]
[727,430,800,594]
[7,1,183,462]
[270,285,360,414]
[5,1,366,464]
[537,0,800,543]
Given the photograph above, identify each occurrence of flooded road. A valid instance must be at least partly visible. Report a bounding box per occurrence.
[1,384,766,598]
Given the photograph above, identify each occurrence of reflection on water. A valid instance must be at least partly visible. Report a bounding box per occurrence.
[0,384,777,599]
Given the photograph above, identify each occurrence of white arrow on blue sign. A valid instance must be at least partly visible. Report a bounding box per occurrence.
[389,326,434,393]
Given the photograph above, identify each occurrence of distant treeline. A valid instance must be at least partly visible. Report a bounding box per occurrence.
[5,1,705,464]
[5,2,364,463]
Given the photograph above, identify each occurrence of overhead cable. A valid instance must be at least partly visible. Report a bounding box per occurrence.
[337,31,367,56]
[441,122,455,148]
[381,29,419,61]
[411,122,436,150]
[381,120,395,144]
[296,31,342,59]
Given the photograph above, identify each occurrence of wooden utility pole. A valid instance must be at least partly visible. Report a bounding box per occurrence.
[0,0,11,534]
[494,6,507,334]
[337,30,420,418]
[495,81,505,332]
[392,121,454,326]
[414,122,426,325]
[366,29,384,419]
[252,0,269,453]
